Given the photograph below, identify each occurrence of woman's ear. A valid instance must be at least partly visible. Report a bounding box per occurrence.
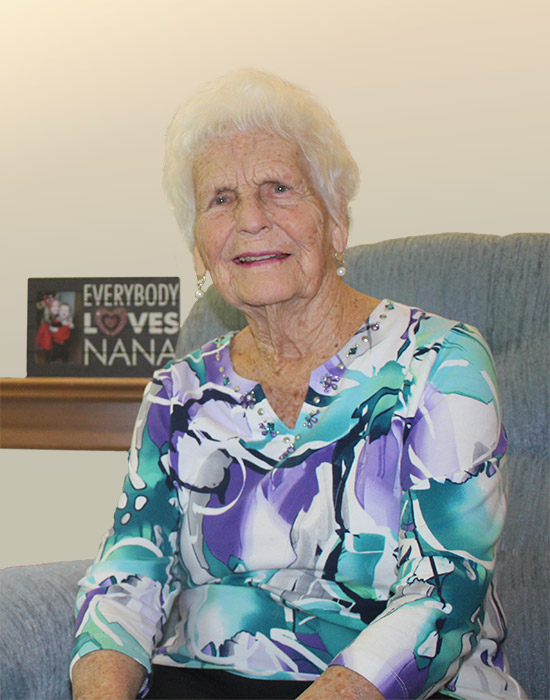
[192,246,207,278]
[330,214,349,256]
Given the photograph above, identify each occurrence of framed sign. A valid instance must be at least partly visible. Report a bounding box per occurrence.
[27,277,180,377]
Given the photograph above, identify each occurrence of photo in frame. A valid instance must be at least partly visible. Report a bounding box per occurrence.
[27,277,180,377]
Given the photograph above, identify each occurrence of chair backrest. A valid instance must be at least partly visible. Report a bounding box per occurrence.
[177,232,549,697]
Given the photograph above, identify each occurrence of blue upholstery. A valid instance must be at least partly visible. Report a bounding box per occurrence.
[1,233,548,699]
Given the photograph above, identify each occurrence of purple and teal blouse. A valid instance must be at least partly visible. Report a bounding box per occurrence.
[71,300,526,699]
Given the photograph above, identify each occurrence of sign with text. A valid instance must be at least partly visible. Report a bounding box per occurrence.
[27,277,181,377]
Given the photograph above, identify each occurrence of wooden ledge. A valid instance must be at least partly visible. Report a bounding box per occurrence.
[0,377,149,451]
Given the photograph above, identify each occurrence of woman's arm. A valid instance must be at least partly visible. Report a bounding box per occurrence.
[72,650,146,700]
[70,368,183,696]
[297,666,384,700]
[324,322,508,698]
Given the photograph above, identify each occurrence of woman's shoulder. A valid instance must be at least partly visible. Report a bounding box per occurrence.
[384,298,484,341]
[168,330,239,367]
[374,299,494,376]
[383,300,497,389]
[147,330,240,392]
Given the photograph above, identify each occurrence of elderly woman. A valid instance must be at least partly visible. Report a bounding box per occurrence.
[71,70,525,700]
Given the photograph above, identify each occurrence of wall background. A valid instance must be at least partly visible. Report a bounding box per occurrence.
[1,0,548,568]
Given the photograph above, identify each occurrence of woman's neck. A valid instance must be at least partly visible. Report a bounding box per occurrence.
[236,280,378,376]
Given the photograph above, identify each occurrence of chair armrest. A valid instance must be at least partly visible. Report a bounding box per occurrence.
[0,559,92,700]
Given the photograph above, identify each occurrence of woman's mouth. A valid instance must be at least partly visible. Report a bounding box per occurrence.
[234,252,290,265]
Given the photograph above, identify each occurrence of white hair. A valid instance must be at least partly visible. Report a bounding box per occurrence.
[163,68,360,249]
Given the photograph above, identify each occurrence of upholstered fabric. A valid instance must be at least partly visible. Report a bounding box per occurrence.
[0,559,93,699]
[1,232,548,699]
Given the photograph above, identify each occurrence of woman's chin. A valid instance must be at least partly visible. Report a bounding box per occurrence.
[228,283,302,311]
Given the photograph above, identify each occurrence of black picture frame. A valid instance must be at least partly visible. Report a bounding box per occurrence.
[27,277,181,377]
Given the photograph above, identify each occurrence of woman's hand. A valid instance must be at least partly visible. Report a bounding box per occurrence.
[296,666,384,700]
[71,650,146,700]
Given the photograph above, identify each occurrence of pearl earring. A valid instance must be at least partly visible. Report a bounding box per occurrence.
[195,274,207,299]
[334,251,347,277]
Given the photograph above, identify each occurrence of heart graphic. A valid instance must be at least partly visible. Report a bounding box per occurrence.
[95,307,128,337]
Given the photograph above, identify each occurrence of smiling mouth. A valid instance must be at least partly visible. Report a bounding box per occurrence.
[234,253,289,264]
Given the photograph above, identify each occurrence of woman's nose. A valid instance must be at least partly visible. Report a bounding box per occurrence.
[235,193,271,235]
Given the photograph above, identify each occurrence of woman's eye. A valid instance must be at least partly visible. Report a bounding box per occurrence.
[274,184,289,193]
[210,193,231,207]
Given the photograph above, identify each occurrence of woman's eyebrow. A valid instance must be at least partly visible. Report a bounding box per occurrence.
[197,183,232,200]
[213,186,234,194]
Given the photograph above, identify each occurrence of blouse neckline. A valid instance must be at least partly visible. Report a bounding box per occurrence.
[206,299,398,442]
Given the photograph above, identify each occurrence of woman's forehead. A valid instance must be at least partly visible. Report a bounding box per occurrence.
[193,131,308,188]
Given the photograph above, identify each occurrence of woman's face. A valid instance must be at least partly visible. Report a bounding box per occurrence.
[192,131,346,312]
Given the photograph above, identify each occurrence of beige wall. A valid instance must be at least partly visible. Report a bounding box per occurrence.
[1,0,548,567]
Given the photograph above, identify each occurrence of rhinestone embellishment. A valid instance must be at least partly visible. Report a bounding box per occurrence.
[279,442,296,460]
[303,409,320,428]
[212,340,256,409]
[320,373,341,393]
[240,391,256,409]
[259,422,277,438]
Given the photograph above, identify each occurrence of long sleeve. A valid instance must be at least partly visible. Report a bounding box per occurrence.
[330,323,509,699]
[70,368,182,694]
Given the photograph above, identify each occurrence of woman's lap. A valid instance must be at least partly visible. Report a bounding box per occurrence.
[148,666,312,699]
[147,666,451,699]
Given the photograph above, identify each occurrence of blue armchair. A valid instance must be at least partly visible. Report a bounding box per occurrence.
[1,232,548,699]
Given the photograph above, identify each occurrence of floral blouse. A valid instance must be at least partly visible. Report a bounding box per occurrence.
[71,300,526,699]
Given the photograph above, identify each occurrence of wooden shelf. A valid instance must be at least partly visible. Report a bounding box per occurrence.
[0,377,148,450]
